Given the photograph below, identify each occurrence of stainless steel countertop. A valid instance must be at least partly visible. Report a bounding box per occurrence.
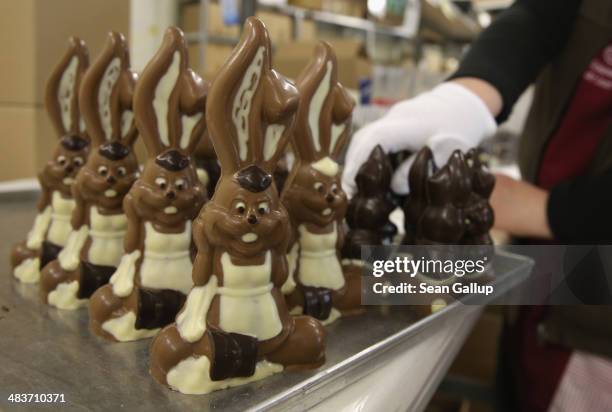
[0,192,533,411]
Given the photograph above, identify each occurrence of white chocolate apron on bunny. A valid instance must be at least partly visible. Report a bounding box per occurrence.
[140,221,193,294]
[88,207,128,266]
[101,221,194,340]
[47,191,77,246]
[296,222,345,291]
[167,250,287,394]
[14,192,75,283]
[47,207,128,310]
[176,251,282,342]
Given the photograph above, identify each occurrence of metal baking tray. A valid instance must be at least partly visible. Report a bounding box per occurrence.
[0,192,533,411]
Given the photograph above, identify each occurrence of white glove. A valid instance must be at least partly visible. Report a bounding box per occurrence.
[342,82,497,196]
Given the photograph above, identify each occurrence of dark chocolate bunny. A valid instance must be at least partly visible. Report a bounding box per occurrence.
[343,145,397,258]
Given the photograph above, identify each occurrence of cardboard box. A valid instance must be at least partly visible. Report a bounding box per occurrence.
[0,107,39,181]
[0,1,36,105]
[181,3,293,46]
[256,11,293,45]
[288,0,323,10]
[188,44,235,81]
[274,39,372,90]
[0,0,129,106]
[323,0,367,18]
[0,0,129,181]
[299,19,318,41]
[181,2,240,39]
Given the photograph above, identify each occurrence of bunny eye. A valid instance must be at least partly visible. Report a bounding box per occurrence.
[98,165,108,176]
[73,157,84,167]
[331,184,339,194]
[235,201,246,215]
[155,177,167,189]
[257,202,270,215]
[57,155,67,166]
[314,182,324,193]
[175,178,186,191]
[117,166,127,177]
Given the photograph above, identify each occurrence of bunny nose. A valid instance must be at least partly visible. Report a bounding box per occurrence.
[325,193,334,203]
[65,165,74,174]
[106,175,116,185]
[247,214,258,225]
[166,190,176,200]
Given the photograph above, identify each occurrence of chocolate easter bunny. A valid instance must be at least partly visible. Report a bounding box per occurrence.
[11,38,90,283]
[342,146,396,301]
[402,147,435,245]
[416,150,471,245]
[40,32,139,310]
[88,27,207,341]
[149,18,326,395]
[343,145,397,258]
[281,42,357,324]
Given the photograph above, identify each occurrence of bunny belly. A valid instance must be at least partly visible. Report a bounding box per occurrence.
[47,191,76,246]
[140,253,193,294]
[297,224,345,291]
[217,251,282,340]
[88,233,125,267]
[87,209,127,267]
[140,221,193,294]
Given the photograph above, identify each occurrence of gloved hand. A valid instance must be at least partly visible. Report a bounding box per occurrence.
[342,82,497,196]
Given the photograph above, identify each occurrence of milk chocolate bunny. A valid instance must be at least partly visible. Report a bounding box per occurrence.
[281,42,357,324]
[11,38,90,283]
[149,18,326,395]
[88,27,207,341]
[40,32,139,309]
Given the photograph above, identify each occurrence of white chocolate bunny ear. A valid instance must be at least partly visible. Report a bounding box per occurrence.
[133,27,208,158]
[292,41,355,163]
[45,36,90,139]
[79,31,138,148]
[206,17,299,175]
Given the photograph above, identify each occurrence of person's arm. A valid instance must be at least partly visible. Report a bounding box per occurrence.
[490,174,552,238]
[450,0,581,122]
[490,169,612,243]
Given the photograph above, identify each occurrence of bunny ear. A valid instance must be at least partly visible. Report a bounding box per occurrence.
[79,31,137,148]
[329,83,354,158]
[46,37,89,139]
[206,17,298,175]
[134,27,207,158]
[293,41,355,163]
[409,146,436,199]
